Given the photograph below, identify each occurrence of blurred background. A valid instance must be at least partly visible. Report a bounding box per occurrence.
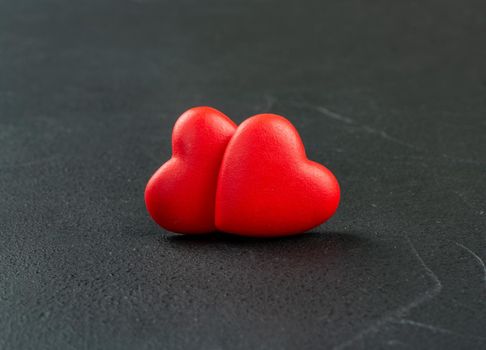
[1,0,485,349]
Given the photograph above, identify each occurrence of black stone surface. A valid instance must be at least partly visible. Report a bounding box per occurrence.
[1,0,485,349]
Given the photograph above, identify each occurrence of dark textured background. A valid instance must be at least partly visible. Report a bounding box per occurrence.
[1,0,485,349]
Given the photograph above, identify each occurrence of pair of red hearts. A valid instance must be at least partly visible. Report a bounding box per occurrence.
[145,107,340,238]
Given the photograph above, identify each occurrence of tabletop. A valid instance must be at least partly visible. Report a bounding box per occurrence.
[1,0,485,349]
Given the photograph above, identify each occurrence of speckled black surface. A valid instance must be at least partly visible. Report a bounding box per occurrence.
[1,0,485,349]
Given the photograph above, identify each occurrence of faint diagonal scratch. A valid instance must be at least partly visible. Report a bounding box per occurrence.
[332,315,391,350]
[316,106,418,150]
[315,106,354,124]
[393,319,486,340]
[294,102,486,165]
[403,235,443,300]
[360,126,419,150]
[298,103,420,150]
[454,241,486,285]
[333,236,442,350]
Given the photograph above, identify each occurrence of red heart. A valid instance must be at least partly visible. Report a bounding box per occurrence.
[145,107,236,233]
[215,114,340,237]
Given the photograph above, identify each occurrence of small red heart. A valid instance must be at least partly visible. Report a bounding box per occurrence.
[215,114,340,237]
[145,107,236,233]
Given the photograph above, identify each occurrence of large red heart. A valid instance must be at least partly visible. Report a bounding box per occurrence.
[215,114,340,237]
[145,107,236,233]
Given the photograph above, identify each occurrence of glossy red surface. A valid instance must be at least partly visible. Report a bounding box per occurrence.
[215,114,340,237]
[146,108,340,237]
[145,107,236,233]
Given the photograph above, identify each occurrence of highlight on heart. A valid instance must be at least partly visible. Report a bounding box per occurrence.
[145,107,340,238]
